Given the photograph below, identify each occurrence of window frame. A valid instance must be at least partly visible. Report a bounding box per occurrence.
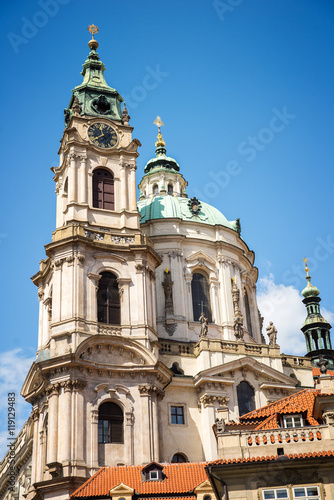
[168,403,187,426]
[262,486,321,500]
[191,271,212,323]
[92,168,115,211]
[283,414,304,428]
[98,401,124,444]
[97,271,121,325]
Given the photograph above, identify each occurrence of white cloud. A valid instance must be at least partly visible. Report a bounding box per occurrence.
[0,349,34,459]
[257,274,312,355]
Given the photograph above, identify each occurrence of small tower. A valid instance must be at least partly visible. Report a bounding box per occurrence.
[138,116,188,198]
[301,259,334,370]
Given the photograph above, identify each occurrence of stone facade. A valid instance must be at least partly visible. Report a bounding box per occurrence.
[0,35,331,500]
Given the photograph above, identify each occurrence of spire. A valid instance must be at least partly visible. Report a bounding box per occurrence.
[64,25,124,124]
[300,259,333,370]
[143,116,180,174]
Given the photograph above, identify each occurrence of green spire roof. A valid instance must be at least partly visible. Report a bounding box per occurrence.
[64,29,123,124]
[302,276,320,298]
[144,127,180,174]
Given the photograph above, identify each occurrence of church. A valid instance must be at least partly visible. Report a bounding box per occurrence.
[1,26,333,500]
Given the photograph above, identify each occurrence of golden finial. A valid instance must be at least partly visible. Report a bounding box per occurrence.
[303,257,310,277]
[153,115,166,148]
[88,24,99,38]
[88,24,99,50]
[165,268,169,273]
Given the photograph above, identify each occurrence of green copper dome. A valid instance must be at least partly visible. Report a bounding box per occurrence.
[302,277,320,298]
[138,195,239,231]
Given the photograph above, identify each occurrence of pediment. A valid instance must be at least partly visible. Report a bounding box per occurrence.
[186,251,216,266]
[75,335,157,367]
[194,356,297,389]
[194,479,212,493]
[110,483,134,495]
[21,362,45,400]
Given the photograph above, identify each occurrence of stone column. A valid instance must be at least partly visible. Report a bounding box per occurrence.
[125,409,135,465]
[30,408,40,484]
[139,385,153,463]
[129,165,137,211]
[78,156,87,204]
[199,395,218,461]
[87,273,101,323]
[120,163,128,211]
[58,381,72,470]
[37,289,44,350]
[151,388,163,461]
[184,271,193,321]
[90,408,99,469]
[209,278,219,324]
[73,381,86,464]
[46,383,60,464]
[117,278,131,326]
[135,263,147,324]
[68,153,77,203]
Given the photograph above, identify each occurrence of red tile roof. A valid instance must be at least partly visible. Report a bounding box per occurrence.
[210,450,334,466]
[312,367,334,376]
[234,389,320,430]
[71,462,209,498]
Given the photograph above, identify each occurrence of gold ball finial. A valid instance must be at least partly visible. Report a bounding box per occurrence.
[88,24,99,50]
[303,257,310,277]
[153,115,166,148]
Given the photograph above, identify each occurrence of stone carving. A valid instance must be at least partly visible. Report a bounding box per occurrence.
[122,104,130,125]
[200,395,216,407]
[111,236,135,244]
[317,355,329,374]
[84,230,104,241]
[199,312,209,338]
[215,418,225,433]
[188,197,202,215]
[162,268,175,335]
[231,279,244,341]
[162,269,174,312]
[266,322,278,346]
[217,396,229,407]
[72,95,82,115]
[46,383,60,397]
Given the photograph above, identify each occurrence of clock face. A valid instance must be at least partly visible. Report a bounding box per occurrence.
[88,123,118,149]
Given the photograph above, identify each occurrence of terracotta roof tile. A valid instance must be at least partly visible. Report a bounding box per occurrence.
[312,367,334,376]
[238,389,321,430]
[71,462,209,498]
[210,450,334,466]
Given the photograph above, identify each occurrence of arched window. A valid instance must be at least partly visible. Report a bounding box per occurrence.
[97,272,120,324]
[98,402,123,443]
[168,184,173,195]
[171,453,188,463]
[244,288,253,337]
[63,177,68,195]
[191,272,212,323]
[93,168,114,210]
[153,184,159,195]
[237,381,255,416]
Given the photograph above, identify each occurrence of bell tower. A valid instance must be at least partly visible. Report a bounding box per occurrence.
[23,27,169,500]
[301,259,334,370]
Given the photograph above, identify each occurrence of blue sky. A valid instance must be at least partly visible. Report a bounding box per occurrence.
[1,0,334,456]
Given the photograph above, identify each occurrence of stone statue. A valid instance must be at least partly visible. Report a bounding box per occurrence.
[199,312,209,337]
[266,321,278,346]
[231,278,244,341]
[317,355,329,374]
[234,313,244,341]
[162,269,174,311]
[162,269,175,336]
